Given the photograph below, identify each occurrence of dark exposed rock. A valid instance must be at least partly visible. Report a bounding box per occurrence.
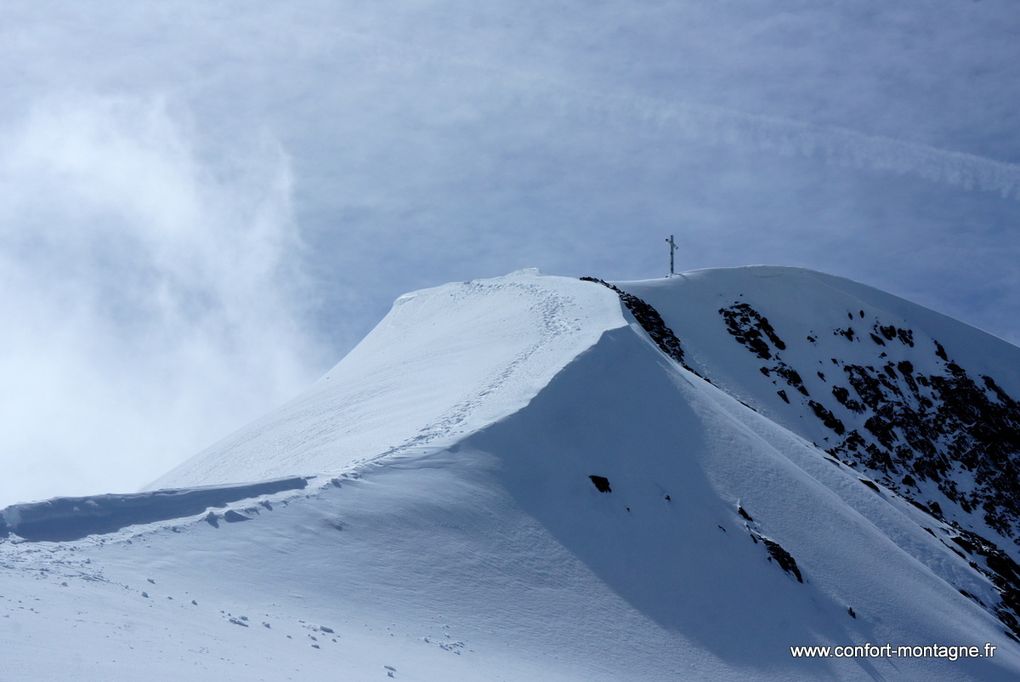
[809,401,845,435]
[714,299,1020,637]
[859,479,880,494]
[775,366,809,396]
[756,533,804,583]
[832,386,865,413]
[835,327,856,342]
[718,302,786,360]
[717,302,809,404]
[738,505,754,522]
[589,475,612,493]
[580,277,686,366]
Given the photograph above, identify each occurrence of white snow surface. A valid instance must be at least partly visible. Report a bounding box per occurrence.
[3,266,1019,680]
[153,269,627,488]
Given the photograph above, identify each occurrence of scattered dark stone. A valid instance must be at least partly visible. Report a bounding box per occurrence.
[223,510,250,523]
[717,525,727,533]
[625,506,631,512]
[777,389,790,404]
[141,591,149,599]
[817,371,826,381]
[320,626,335,634]
[869,333,886,346]
[807,335,817,343]
[191,599,198,606]
[738,506,754,522]
[859,310,865,318]
[847,606,856,618]
[934,340,949,361]
[204,512,219,528]
[588,475,612,493]
[835,327,856,342]
[664,495,671,502]
[902,474,916,487]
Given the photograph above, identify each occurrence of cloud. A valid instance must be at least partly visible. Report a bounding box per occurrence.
[0,94,324,505]
[328,26,1020,200]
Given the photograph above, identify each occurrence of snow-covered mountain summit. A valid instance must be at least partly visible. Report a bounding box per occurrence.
[2,267,1019,680]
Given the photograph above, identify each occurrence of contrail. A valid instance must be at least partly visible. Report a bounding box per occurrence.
[340,30,1020,200]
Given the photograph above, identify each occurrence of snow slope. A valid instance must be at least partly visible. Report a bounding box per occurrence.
[620,267,1020,555]
[153,269,626,488]
[3,267,1020,680]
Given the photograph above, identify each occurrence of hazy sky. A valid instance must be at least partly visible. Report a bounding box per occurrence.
[2,1,1018,505]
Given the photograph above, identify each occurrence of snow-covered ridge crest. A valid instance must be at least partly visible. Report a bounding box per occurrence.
[152,270,627,489]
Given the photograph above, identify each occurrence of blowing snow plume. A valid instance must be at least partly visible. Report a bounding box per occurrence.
[0,95,323,506]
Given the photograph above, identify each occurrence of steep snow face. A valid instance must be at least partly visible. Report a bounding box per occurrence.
[619,267,1020,555]
[3,306,1018,680]
[153,269,626,488]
